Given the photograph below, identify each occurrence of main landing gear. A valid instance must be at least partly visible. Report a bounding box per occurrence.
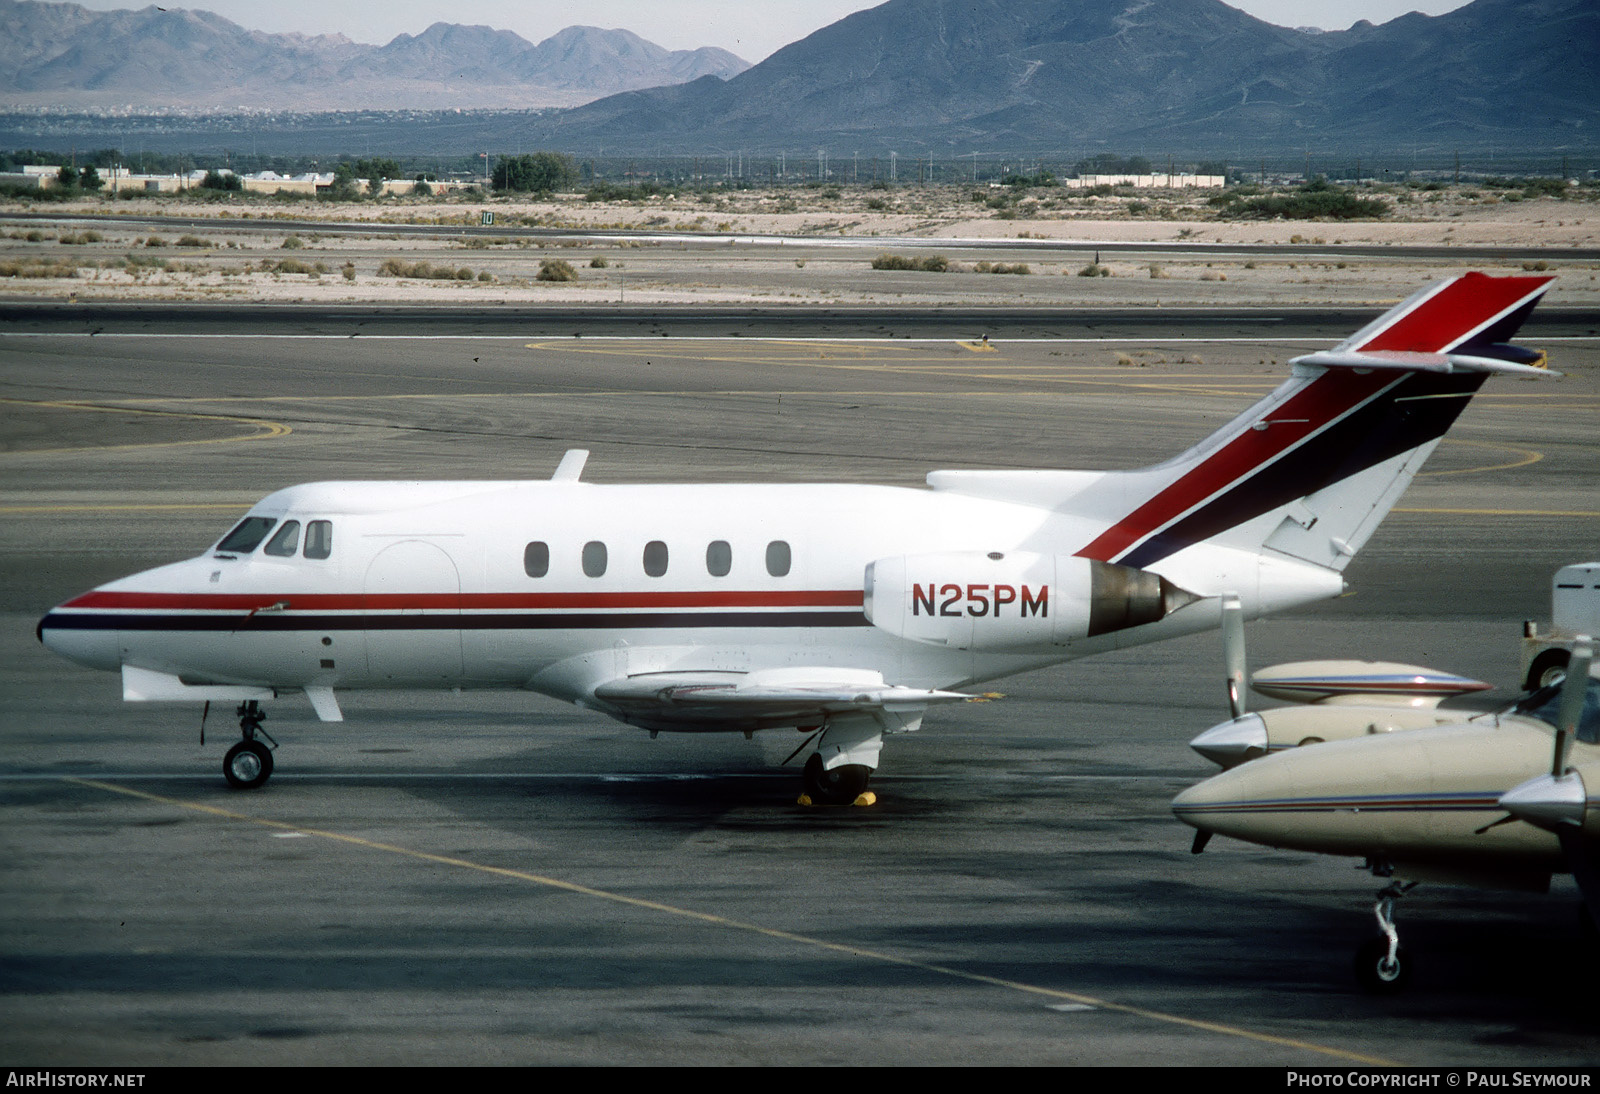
[1353,877,1417,994]
[222,700,276,790]
[795,714,883,807]
[800,754,874,807]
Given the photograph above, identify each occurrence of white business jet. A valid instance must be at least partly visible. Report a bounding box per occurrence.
[37,273,1556,803]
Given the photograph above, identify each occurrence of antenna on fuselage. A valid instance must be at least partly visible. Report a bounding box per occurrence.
[552,449,590,482]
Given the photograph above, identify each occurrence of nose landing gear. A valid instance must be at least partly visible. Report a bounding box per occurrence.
[1354,878,1417,994]
[222,700,276,789]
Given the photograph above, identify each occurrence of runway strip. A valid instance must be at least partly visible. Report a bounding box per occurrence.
[66,774,1397,1067]
[4,211,1598,262]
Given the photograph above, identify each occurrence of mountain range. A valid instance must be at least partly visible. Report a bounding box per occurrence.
[523,0,1597,154]
[0,1,750,112]
[1,0,1594,156]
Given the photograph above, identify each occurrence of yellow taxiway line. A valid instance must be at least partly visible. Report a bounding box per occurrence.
[65,775,1397,1067]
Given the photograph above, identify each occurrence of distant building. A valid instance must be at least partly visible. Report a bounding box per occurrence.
[2,164,477,197]
[1067,173,1225,189]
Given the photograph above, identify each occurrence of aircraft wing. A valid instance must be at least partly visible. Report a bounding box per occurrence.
[591,667,973,733]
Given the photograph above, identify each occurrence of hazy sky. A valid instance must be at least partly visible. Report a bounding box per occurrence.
[63,1,1476,61]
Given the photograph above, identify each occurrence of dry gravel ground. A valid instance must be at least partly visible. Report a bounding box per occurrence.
[2,184,1598,309]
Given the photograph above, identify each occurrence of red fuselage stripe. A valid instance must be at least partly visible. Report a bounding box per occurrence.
[61,589,867,611]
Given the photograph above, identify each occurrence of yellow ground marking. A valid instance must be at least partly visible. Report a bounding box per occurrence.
[1420,438,1544,477]
[0,397,290,456]
[44,386,1273,408]
[1394,508,1600,517]
[0,503,247,514]
[65,774,1395,1067]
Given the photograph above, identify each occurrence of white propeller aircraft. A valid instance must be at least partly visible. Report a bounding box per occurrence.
[1174,631,1599,994]
[37,273,1556,804]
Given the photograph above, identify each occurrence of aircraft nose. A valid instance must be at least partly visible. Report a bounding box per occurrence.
[1170,773,1239,833]
[1188,713,1267,768]
[37,605,121,673]
[1170,755,1296,845]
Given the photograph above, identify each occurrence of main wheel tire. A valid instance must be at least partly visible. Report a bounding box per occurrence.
[802,754,871,806]
[1527,650,1571,691]
[224,739,273,790]
[1354,936,1411,995]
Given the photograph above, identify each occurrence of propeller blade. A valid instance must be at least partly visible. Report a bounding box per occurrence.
[1222,593,1246,719]
[1551,639,1593,777]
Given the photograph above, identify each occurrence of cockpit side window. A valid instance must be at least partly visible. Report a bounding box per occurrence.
[216,516,277,555]
[1518,676,1600,744]
[303,520,333,560]
[1578,679,1600,745]
[263,521,302,557]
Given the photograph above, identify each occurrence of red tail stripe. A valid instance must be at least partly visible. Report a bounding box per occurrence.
[61,589,866,611]
[1076,368,1394,561]
[1356,273,1551,353]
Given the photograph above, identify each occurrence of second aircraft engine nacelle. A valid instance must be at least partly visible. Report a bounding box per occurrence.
[863,551,1198,652]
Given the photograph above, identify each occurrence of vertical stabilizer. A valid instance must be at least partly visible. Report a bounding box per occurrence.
[1065,274,1554,572]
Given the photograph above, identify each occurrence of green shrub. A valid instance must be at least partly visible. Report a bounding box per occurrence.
[0,259,77,278]
[175,235,210,247]
[1224,184,1389,220]
[281,236,304,249]
[376,258,477,280]
[589,256,609,268]
[1077,264,1110,277]
[536,258,578,282]
[870,253,948,272]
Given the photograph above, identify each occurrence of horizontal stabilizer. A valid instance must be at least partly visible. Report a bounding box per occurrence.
[1292,349,1556,377]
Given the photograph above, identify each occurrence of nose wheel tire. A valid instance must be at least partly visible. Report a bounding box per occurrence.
[1354,936,1410,994]
[224,739,274,790]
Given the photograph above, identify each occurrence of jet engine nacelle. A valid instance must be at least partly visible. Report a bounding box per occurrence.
[863,551,1197,651]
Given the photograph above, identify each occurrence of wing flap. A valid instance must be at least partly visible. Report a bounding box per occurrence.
[592,667,972,730]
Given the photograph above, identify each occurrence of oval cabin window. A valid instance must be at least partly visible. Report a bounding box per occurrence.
[643,540,668,577]
[706,540,732,577]
[765,540,791,577]
[524,542,549,578]
[582,541,608,578]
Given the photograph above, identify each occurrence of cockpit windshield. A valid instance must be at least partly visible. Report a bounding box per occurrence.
[215,516,277,555]
[1514,674,1600,744]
